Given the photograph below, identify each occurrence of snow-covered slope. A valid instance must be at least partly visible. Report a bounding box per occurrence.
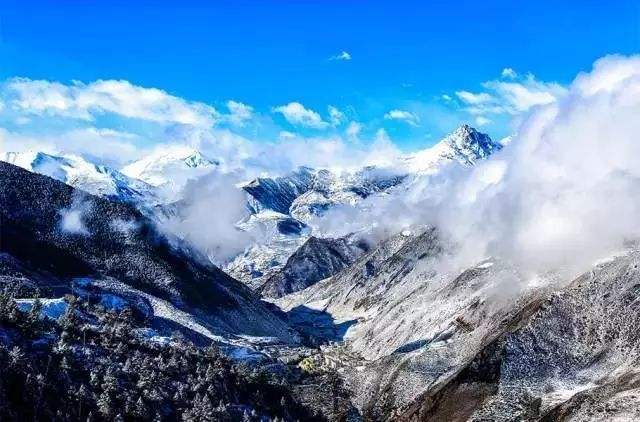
[2,150,157,204]
[274,220,640,420]
[274,228,547,417]
[398,250,640,421]
[243,167,316,214]
[121,145,219,191]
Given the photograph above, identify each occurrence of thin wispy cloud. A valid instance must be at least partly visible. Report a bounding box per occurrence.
[273,101,329,129]
[474,116,491,126]
[455,91,494,105]
[345,121,362,137]
[225,100,253,126]
[329,51,351,61]
[384,109,420,126]
[328,105,345,126]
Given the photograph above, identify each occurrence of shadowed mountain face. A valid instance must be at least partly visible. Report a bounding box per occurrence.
[0,161,297,342]
[260,236,369,298]
[243,167,315,214]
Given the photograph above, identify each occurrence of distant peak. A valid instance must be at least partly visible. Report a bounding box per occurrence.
[438,124,500,164]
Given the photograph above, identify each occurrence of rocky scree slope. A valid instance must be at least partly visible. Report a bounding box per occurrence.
[397,250,640,421]
[278,224,640,421]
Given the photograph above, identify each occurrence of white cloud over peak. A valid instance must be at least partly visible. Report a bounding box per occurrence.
[4,78,218,127]
[384,109,420,126]
[0,127,140,166]
[324,54,640,283]
[330,51,351,61]
[273,101,329,128]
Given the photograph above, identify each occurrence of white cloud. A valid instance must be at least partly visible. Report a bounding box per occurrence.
[273,102,329,128]
[455,91,494,105]
[441,94,452,101]
[330,51,352,61]
[328,105,345,126]
[0,127,140,166]
[225,100,253,126]
[501,68,517,79]
[482,77,564,112]
[346,121,362,137]
[475,116,491,126]
[59,194,91,235]
[4,78,218,127]
[454,72,566,119]
[279,131,296,140]
[161,171,252,263]
[384,109,420,126]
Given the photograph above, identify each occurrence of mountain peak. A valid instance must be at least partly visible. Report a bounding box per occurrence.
[437,124,501,165]
[121,145,219,187]
[402,124,501,172]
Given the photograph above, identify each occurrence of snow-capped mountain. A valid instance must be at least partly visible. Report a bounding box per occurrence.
[2,150,157,204]
[227,124,499,292]
[243,125,497,218]
[401,123,502,173]
[121,145,219,191]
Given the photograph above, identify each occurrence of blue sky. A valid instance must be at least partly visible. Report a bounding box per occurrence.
[0,0,638,157]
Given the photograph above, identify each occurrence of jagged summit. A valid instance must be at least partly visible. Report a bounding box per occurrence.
[441,124,501,164]
[402,124,502,172]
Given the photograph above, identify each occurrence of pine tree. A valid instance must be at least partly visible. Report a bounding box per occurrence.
[97,390,114,418]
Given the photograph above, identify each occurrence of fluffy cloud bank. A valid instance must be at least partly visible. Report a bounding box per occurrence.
[161,171,252,263]
[4,78,219,127]
[273,102,329,129]
[455,71,566,122]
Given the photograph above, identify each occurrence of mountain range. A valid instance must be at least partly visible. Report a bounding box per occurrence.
[5,124,637,420]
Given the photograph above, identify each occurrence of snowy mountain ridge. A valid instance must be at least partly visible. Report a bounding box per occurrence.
[1,150,158,204]
[121,144,220,189]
